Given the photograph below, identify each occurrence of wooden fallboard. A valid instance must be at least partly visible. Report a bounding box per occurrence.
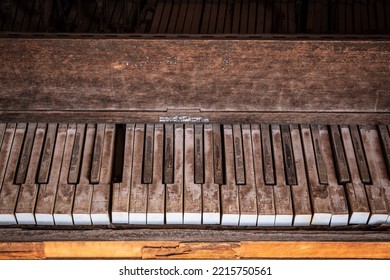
[0,38,389,123]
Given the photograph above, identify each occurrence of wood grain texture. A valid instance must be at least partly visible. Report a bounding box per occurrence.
[1,240,390,259]
[0,39,389,123]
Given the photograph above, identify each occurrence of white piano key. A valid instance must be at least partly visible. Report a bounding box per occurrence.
[272,125,293,226]
[320,126,349,227]
[129,124,147,225]
[90,124,115,225]
[166,124,184,225]
[202,124,220,225]
[251,124,276,226]
[147,124,165,225]
[238,124,258,226]
[35,124,67,226]
[16,123,46,225]
[290,125,312,226]
[53,122,76,226]
[112,124,135,224]
[183,124,202,225]
[220,125,240,226]
[0,124,24,225]
[72,124,95,226]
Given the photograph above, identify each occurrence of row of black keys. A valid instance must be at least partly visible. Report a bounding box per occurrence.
[1,122,389,188]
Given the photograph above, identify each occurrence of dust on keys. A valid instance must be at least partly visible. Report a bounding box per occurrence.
[0,122,389,226]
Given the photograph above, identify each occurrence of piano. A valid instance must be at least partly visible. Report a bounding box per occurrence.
[0,0,389,259]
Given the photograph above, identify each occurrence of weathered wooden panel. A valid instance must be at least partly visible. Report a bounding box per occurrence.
[0,39,389,123]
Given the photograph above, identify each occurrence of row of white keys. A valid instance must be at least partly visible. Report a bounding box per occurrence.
[289,125,312,226]
[0,124,22,224]
[320,126,349,226]
[112,124,135,224]
[15,124,46,224]
[340,125,370,224]
[271,125,293,226]
[360,126,390,223]
[35,124,67,225]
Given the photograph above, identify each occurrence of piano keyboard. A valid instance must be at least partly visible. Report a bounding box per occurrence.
[0,122,389,227]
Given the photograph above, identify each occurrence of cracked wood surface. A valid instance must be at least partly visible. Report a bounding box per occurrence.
[1,241,390,259]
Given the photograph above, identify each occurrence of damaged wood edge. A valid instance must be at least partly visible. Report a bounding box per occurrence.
[1,241,390,259]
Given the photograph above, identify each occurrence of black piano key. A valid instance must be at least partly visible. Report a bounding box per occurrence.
[194,124,204,184]
[213,123,224,185]
[15,123,37,184]
[261,124,275,185]
[321,0,329,33]
[346,0,354,34]
[112,124,125,183]
[306,0,315,33]
[90,123,105,184]
[311,125,328,185]
[164,124,174,184]
[338,0,346,34]
[361,0,370,34]
[368,0,377,33]
[68,123,86,184]
[378,125,390,180]
[313,0,322,34]
[233,124,245,185]
[281,125,297,185]
[329,125,351,184]
[37,123,57,184]
[143,123,154,184]
[349,125,371,184]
